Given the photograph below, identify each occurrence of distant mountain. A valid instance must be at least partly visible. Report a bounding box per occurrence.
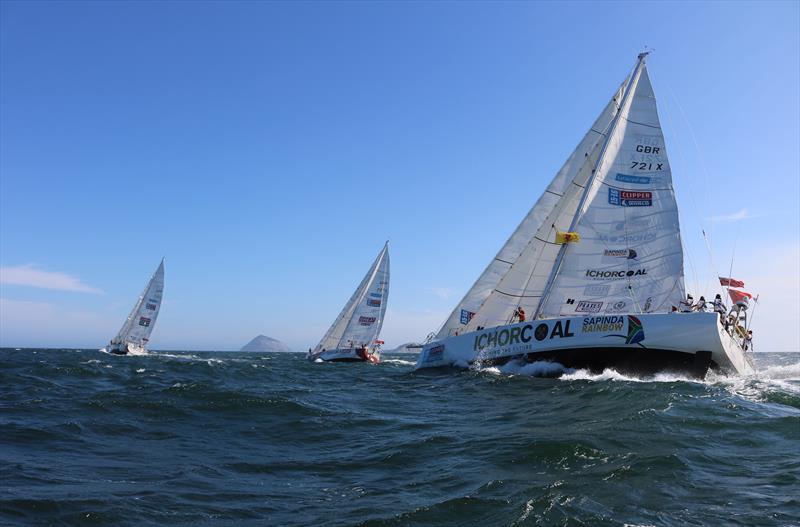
[385,342,423,353]
[240,335,291,353]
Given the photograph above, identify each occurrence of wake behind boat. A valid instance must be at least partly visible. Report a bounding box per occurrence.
[101,259,165,356]
[309,242,390,364]
[415,53,755,379]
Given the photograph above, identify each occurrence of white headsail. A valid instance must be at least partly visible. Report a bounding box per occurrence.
[441,54,683,332]
[537,57,685,318]
[111,259,165,348]
[314,242,390,352]
[436,78,629,337]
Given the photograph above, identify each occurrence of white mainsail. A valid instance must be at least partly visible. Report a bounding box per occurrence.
[313,242,390,353]
[436,78,629,338]
[110,259,165,348]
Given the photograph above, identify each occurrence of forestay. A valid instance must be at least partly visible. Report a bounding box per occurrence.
[314,242,390,352]
[538,59,685,317]
[112,259,165,347]
[436,78,629,337]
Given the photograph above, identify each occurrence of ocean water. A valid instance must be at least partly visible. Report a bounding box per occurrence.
[1,349,798,527]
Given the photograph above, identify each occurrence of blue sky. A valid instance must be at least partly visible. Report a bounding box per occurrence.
[1,1,798,351]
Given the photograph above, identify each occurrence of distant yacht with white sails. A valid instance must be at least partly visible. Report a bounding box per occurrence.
[309,242,389,363]
[102,259,164,355]
[415,53,754,378]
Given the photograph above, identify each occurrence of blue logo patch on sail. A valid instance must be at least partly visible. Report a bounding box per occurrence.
[367,298,381,307]
[138,317,151,327]
[145,303,157,310]
[369,293,382,298]
[608,188,652,207]
[460,309,475,325]
[615,173,651,185]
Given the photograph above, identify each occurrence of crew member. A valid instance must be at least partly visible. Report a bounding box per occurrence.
[744,330,754,351]
[712,294,726,319]
[513,307,526,323]
[679,294,694,312]
[693,296,707,312]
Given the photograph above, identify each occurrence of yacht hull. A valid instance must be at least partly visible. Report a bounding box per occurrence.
[415,312,754,378]
[310,348,381,364]
[100,342,147,356]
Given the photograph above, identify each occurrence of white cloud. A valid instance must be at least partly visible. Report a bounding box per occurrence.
[706,208,755,223]
[0,264,103,294]
[427,286,453,300]
[0,297,116,348]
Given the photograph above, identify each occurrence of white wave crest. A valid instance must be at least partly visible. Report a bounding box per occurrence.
[382,359,416,366]
[561,368,701,383]
[755,361,800,381]
[500,360,573,377]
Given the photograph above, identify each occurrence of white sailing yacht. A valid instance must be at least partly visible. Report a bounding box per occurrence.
[415,53,754,378]
[101,259,165,355]
[309,242,390,363]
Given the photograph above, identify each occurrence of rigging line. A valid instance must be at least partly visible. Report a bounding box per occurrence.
[657,71,705,297]
[666,81,720,294]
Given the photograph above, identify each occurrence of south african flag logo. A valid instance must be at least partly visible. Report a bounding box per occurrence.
[625,316,645,344]
[606,315,645,345]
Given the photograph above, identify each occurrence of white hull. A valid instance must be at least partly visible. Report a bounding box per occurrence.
[100,342,148,356]
[415,312,754,378]
[309,348,381,363]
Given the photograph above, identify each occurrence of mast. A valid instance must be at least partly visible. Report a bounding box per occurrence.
[533,52,649,319]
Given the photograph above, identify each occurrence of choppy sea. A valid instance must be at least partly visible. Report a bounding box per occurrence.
[1,348,798,526]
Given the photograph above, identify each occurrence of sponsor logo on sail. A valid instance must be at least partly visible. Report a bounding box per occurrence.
[146,303,157,310]
[603,248,638,260]
[138,317,151,327]
[615,173,651,185]
[585,269,647,280]
[600,232,656,244]
[460,309,475,325]
[358,316,376,326]
[367,298,381,307]
[605,300,628,313]
[608,188,653,207]
[584,284,610,296]
[582,315,624,333]
[369,293,382,298]
[614,219,651,231]
[576,301,603,313]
